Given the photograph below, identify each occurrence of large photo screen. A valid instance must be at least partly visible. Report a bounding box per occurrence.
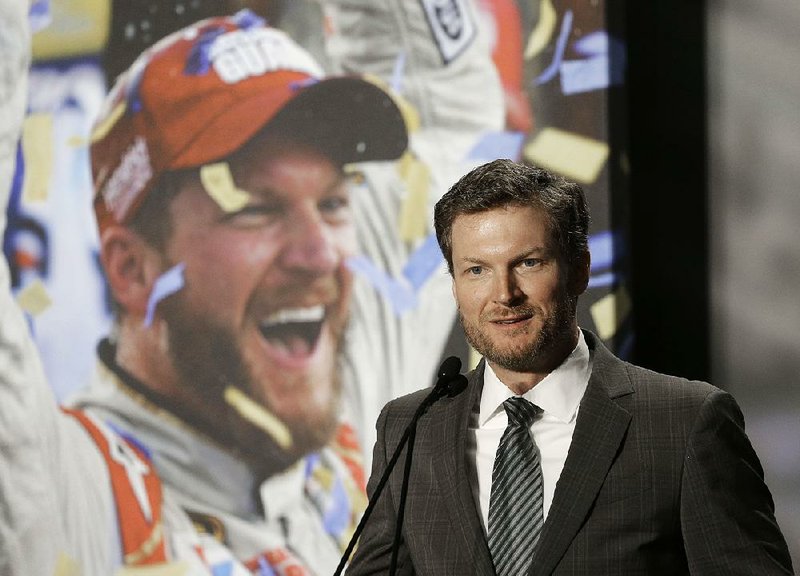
[2,0,627,573]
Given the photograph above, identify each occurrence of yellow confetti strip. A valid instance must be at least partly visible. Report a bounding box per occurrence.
[312,464,335,491]
[90,102,126,143]
[397,152,430,243]
[22,113,54,203]
[32,0,111,61]
[590,285,632,341]
[53,552,80,576]
[523,128,609,185]
[114,562,189,576]
[224,386,293,450]
[17,279,52,316]
[524,0,557,60]
[200,163,250,213]
[67,135,88,148]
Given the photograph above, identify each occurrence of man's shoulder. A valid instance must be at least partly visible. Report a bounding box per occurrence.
[604,358,733,424]
[383,386,435,415]
[585,330,720,403]
[622,361,717,395]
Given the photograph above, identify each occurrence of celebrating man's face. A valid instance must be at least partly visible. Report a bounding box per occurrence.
[155,139,356,466]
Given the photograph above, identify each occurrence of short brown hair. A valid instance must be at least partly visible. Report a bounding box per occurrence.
[434,159,590,274]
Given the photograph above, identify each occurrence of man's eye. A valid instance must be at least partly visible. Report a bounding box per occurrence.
[318,194,351,226]
[468,266,483,275]
[319,195,349,214]
[224,203,282,224]
[521,258,541,268]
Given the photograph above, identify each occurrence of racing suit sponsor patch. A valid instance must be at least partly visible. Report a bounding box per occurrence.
[419,0,476,64]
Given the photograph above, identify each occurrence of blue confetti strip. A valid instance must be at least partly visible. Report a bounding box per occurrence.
[402,233,445,291]
[346,256,418,315]
[144,263,186,327]
[211,561,234,576]
[347,232,446,315]
[588,230,625,289]
[391,51,407,94]
[184,27,227,76]
[587,271,615,289]
[467,131,526,162]
[588,230,615,272]
[232,8,264,30]
[258,557,278,576]
[289,77,319,91]
[535,10,574,85]
[28,0,50,32]
[126,59,149,114]
[573,31,609,57]
[106,421,153,460]
[560,56,610,95]
[560,31,627,95]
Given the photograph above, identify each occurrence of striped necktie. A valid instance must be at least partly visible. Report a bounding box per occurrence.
[488,396,544,576]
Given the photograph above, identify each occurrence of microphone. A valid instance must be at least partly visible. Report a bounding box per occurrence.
[424,355,468,405]
[333,356,468,576]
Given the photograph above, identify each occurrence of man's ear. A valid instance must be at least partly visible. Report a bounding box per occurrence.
[100,226,162,318]
[570,249,591,296]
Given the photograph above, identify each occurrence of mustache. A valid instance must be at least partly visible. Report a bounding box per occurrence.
[480,304,540,322]
[250,275,343,311]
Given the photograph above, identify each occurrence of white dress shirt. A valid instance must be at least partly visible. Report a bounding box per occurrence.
[468,330,592,534]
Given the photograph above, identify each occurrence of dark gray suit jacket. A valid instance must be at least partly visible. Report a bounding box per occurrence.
[347,331,794,575]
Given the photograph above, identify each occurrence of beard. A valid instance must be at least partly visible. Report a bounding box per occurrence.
[158,294,344,477]
[460,292,577,374]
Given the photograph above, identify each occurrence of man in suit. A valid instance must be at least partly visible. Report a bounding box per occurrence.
[346,159,794,575]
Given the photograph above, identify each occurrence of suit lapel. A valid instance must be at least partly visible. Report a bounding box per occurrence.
[428,361,496,575]
[530,332,634,575]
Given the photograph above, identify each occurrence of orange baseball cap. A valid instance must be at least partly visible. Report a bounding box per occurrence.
[91,9,408,232]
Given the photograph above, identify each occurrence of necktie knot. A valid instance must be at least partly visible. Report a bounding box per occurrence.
[503,396,540,428]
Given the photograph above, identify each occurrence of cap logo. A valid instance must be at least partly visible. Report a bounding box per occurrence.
[103,136,153,222]
[209,28,323,85]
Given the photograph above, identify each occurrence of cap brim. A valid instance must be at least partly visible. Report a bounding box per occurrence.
[266,76,409,165]
[172,75,408,170]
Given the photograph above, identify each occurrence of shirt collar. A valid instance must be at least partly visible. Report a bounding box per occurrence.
[479,330,591,426]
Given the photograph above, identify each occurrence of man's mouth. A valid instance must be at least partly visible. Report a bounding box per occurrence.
[259,305,325,357]
[491,313,533,325]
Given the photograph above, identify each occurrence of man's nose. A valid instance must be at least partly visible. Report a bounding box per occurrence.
[280,209,339,274]
[493,270,523,306]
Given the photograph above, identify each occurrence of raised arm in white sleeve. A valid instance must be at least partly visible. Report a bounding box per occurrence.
[0,4,118,574]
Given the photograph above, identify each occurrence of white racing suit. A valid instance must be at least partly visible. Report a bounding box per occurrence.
[0,0,503,574]
[322,0,504,458]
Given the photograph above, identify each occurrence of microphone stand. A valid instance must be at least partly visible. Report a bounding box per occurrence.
[389,412,416,575]
[333,362,467,576]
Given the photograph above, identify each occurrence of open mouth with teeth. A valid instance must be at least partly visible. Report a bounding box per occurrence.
[259,305,326,358]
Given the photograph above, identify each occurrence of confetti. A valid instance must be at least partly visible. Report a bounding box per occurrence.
[22,113,53,203]
[114,562,190,576]
[200,163,250,213]
[224,387,293,450]
[53,552,80,576]
[524,0,557,59]
[590,286,632,341]
[144,263,185,327]
[17,278,52,316]
[523,128,609,184]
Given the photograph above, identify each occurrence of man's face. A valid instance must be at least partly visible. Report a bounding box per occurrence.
[157,141,356,464]
[450,204,581,377]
